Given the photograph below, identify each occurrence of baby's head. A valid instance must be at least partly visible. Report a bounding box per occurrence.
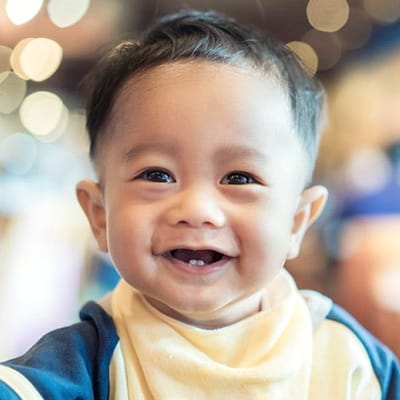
[85,9,325,181]
[77,10,328,328]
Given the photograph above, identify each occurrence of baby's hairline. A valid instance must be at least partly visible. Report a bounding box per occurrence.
[84,10,325,188]
[89,58,304,169]
[91,57,285,144]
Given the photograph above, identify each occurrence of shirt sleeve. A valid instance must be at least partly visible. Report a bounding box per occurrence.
[327,303,400,400]
[0,301,119,400]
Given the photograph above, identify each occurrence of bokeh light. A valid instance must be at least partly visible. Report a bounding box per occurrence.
[11,38,63,82]
[20,38,62,82]
[307,0,350,33]
[302,30,342,70]
[0,132,38,175]
[363,0,400,24]
[47,0,91,28]
[0,46,12,74]
[344,148,391,194]
[5,0,44,26]
[286,41,318,75]
[35,104,69,143]
[0,72,27,114]
[10,38,34,80]
[337,7,372,50]
[19,91,65,136]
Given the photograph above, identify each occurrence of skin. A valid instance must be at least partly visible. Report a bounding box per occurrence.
[77,61,327,329]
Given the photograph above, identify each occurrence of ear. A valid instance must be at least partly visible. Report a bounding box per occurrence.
[76,180,108,252]
[287,185,328,259]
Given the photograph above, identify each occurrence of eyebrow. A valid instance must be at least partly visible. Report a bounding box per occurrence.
[122,141,179,162]
[213,145,268,164]
[121,141,268,164]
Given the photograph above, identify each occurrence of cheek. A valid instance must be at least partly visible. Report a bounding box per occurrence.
[238,203,294,261]
[105,204,152,266]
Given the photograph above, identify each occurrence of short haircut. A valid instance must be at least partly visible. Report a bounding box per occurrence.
[84,9,326,179]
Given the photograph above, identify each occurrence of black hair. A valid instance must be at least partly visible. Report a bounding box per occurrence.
[84,9,325,177]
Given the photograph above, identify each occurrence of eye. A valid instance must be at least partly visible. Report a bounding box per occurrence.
[136,168,175,183]
[221,171,256,185]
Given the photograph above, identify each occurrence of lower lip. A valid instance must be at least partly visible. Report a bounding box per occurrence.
[161,254,231,276]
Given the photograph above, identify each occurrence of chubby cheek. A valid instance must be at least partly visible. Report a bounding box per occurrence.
[105,205,154,277]
[239,208,294,282]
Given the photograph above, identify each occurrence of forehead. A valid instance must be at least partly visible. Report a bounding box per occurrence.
[99,61,306,180]
[114,61,289,124]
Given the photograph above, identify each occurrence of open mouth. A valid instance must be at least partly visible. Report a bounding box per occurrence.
[168,249,225,267]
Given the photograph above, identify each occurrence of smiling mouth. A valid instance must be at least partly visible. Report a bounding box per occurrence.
[167,249,225,267]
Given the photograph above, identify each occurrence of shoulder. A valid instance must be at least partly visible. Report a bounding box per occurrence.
[326,302,400,399]
[303,290,400,400]
[0,301,119,400]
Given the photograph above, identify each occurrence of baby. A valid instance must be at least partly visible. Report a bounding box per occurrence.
[1,9,399,400]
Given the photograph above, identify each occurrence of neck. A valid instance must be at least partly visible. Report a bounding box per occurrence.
[144,290,265,330]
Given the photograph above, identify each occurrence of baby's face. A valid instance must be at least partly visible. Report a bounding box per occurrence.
[88,61,317,328]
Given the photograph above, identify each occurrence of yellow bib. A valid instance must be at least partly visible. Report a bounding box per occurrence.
[111,271,314,399]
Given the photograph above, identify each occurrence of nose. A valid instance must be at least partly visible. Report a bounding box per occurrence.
[165,184,226,228]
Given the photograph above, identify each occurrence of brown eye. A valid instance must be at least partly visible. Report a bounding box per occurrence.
[221,172,255,185]
[137,169,175,183]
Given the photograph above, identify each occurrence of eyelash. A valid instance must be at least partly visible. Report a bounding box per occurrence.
[220,171,257,185]
[135,168,175,183]
[135,168,257,185]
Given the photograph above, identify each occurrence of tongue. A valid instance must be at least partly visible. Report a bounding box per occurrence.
[171,249,220,264]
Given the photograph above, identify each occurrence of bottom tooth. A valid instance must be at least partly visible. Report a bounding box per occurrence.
[189,259,205,266]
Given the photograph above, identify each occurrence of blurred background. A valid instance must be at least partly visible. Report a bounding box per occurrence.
[1,0,400,360]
